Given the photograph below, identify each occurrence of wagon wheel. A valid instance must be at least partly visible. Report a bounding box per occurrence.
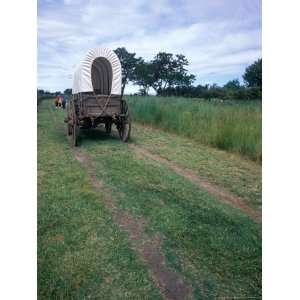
[66,103,72,136]
[105,121,112,135]
[70,100,79,147]
[118,100,131,142]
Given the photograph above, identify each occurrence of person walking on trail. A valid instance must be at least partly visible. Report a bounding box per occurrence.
[58,96,62,108]
[61,95,66,109]
[55,95,60,109]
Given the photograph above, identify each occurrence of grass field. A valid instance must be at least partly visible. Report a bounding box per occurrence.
[132,124,261,211]
[38,102,161,299]
[126,96,262,162]
[38,99,261,299]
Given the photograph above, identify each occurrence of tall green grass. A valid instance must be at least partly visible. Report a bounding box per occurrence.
[126,96,262,162]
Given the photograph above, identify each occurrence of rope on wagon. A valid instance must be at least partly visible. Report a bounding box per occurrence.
[93,92,112,118]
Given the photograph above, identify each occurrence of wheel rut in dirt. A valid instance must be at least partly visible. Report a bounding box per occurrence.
[129,144,261,222]
[74,150,194,300]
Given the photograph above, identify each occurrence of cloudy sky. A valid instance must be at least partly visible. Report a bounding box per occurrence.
[38,0,261,93]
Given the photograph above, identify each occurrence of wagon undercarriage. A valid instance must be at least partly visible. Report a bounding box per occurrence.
[66,95,131,146]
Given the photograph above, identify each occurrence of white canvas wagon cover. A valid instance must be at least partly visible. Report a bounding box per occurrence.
[72,47,122,95]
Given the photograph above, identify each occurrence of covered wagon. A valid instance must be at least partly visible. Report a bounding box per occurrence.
[65,47,131,146]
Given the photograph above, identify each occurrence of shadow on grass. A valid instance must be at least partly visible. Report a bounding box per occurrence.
[78,126,120,146]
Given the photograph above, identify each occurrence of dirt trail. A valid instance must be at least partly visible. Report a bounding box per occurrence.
[74,150,193,300]
[129,144,261,222]
[50,107,193,299]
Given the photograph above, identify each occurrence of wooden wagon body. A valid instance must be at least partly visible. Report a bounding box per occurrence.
[65,47,131,146]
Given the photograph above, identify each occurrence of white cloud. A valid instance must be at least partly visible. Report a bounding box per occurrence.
[38,0,261,92]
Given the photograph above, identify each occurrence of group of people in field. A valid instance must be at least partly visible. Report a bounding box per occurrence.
[55,95,66,109]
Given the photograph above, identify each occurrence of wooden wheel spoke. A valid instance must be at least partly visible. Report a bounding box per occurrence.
[117,100,131,142]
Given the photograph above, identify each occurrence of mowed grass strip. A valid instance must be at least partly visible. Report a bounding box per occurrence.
[131,123,261,211]
[79,130,262,299]
[37,101,162,300]
[126,96,262,162]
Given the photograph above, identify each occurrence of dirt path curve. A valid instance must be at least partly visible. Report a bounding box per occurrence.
[129,144,261,222]
[73,150,194,300]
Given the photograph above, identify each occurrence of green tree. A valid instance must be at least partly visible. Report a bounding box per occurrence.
[37,89,45,96]
[224,79,240,90]
[150,52,195,94]
[134,60,154,96]
[64,88,72,95]
[114,47,142,95]
[243,59,262,88]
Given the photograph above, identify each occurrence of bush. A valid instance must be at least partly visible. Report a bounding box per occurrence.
[156,85,261,101]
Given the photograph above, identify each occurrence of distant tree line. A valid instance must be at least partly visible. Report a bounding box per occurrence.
[37,89,72,97]
[114,47,262,100]
[39,49,262,101]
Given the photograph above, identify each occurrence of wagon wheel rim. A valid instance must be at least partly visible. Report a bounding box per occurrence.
[72,119,78,146]
[118,100,131,142]
[68,122,72,135]
[67,104,72,135]
[71,101,78,147]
